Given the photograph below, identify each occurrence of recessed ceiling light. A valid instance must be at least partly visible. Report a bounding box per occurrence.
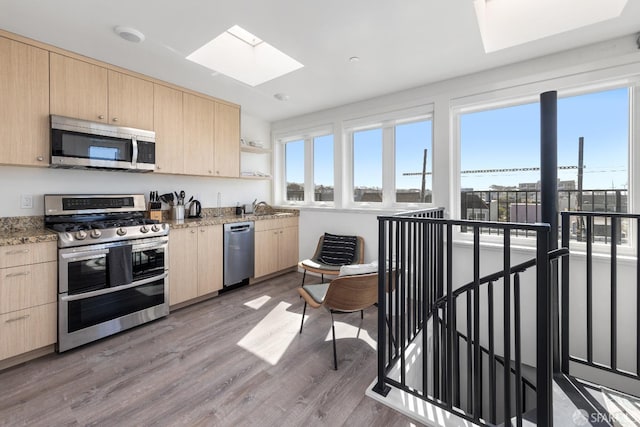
[274,93,290,101]
[114,26,145,43]
[187,25,303,87]
[349,56,360,62]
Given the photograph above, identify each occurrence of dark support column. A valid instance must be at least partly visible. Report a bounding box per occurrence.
[540,91,557,426]
[541,91,558,249]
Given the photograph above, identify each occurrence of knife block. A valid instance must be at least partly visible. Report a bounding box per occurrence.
[148,209,163,222]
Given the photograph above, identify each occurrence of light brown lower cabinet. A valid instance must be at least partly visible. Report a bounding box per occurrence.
[254,217,299,278]
[0,303,56,360]
[197,225,223,295]
[169,225,223,306]
[0,241,57,362]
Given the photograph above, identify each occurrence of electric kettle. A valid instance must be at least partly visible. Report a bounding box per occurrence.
[187,200,201,218]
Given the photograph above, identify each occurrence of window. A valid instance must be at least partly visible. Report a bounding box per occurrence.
[276,110,432,208]
[285,139,304,201]
[353,128,383,202]
[314,134,334,202]
[458,87,629,239]
[395,120,433,203]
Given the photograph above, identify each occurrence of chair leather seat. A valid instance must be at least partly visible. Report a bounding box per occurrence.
[301,283,330,304]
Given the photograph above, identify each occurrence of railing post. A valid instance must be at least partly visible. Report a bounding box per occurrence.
[560,213,570,374]
[536,227,553,427]
[373,216,391,396]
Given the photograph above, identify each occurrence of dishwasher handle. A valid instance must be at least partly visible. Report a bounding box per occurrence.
[227,223,253,233]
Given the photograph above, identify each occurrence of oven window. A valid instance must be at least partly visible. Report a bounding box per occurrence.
[132,247,165,281]
[68,256,107,295]
[66,279,165,333]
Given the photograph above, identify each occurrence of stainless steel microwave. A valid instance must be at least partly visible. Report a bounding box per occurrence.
[50,115,156,172]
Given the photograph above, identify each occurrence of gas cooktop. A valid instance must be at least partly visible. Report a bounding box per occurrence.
[44,194,169,248]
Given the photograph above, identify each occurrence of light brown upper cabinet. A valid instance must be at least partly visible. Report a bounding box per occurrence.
[50,53,108,123]
[107,70,153,129]
[0,37,49,167]
[153,84,184,174]
[50,54,154,130]
[183,93,215,176]
[214,102,240,178]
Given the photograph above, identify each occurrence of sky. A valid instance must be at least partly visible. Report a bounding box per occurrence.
[286,87,629,191]
[461,87,629,190]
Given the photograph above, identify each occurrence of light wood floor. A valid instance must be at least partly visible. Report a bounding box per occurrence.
[0,272,420,427]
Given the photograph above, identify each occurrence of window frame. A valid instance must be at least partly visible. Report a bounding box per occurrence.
[452,81,636,251]
[275,125,335,207]
[344,110,434,209]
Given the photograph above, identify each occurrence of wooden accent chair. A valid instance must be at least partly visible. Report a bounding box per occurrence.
[298,271,378,370]
[298,234,365,286]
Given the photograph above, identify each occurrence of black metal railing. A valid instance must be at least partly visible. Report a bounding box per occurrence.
[561,211,640,385]
[373,209,561,426]
[462,189,627,238]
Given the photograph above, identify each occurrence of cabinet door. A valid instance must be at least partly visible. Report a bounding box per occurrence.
[0,262,57,314]
[254,229,279,278]
[183,93,214,176]
[153,84,184,174]
[197,225,223,295]
[214,102,240,177]
[169,228,199,305]
[0,241,56,269]
[278,226,299,271]
[50,53,108,123]
[107,70,154,129]
[0,37,49,167]
[0,303,56,360]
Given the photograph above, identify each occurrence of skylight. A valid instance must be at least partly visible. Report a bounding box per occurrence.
[187,25,303,87]
[474,0,628,53]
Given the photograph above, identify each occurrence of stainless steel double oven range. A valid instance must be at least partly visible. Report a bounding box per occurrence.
[45,194,169,352]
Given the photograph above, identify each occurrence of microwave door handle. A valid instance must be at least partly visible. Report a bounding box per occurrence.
[131,136,138,168]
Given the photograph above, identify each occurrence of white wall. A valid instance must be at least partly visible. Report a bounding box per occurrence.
[273,33,640,258]
[276,34,640,390]
[0,111,272,217]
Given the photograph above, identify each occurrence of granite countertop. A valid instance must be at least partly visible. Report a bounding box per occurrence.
[0,209,299,246]
[0,227,58,247]
[167,210,299,229]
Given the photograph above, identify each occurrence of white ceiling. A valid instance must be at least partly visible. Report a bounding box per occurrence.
[0,0,638,122]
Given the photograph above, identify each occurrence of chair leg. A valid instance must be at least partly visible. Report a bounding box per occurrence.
[301,270,306,286]
[330,310,338,370]
[321,273,324,283]
[299,301,307,334]
[360,309,364,319]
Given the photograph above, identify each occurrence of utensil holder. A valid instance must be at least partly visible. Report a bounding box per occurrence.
[171,205,185,221]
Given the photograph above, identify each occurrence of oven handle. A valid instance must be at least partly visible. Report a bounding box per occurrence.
[60,250,109,263]
[60,272,168,302]
[132,240,168,252]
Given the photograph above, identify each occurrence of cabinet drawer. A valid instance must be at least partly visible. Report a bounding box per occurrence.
[0,303,56,361]
[280,217,298,229]
[254,219,276,232]
[0,261,57,314]
[0,242,57,268]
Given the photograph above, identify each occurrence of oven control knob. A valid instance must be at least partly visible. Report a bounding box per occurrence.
[140,225,149,233]
[117,227,127,236]
[75,230,87,240]
[90,229,102,239]
[151,224,160,233]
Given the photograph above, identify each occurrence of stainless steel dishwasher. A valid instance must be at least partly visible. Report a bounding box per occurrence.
[223,221,255,287]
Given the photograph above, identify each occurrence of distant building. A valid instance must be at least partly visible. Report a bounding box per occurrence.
[461,193,490,220]
[509,203,541,223]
